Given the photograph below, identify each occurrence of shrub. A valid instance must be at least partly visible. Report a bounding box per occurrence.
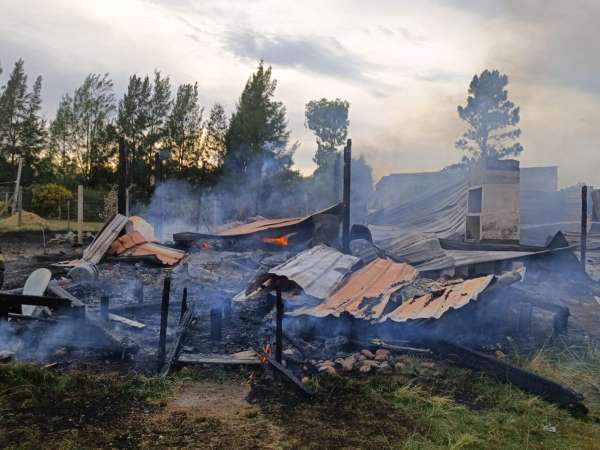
[31,183,73,218]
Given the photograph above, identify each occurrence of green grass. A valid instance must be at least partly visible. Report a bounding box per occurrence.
[0,219,103,232]
[1,346,599,449]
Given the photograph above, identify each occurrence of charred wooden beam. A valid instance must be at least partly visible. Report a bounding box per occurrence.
[118,136,128,215]
[431,340,587,413]
[581,185,588,271]
[178,350,260,366]
[157,276,171,369]
[100,295,109,321]
[160,299,194,377]
[210,307,222,341]
[342,139,352,253]
[0,293,73,310]
[266,355,315,396]
[275,284,283,363]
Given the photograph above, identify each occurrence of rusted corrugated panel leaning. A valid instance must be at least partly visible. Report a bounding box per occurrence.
[379,275,494,323]
[289,258,418,320]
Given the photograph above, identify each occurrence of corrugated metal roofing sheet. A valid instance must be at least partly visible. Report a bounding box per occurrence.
[380,275,494,323]
[289,258,417,320]
[217,203,341,237]
[268,244,359,299]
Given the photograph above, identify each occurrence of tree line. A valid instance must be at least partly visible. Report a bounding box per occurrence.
[0,59,373,219]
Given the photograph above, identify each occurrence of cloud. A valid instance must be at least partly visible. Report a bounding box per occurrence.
[223,29,372,82]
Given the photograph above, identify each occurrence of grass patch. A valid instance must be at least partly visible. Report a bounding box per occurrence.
[0,363,173,449]
[0,219,103,233]
[252,355,600,450]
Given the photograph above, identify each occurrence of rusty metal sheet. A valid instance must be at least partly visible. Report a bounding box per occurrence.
[217,203,341,237]
[126,243,186,266]
[380,275,494,323]
[289,258,417,320]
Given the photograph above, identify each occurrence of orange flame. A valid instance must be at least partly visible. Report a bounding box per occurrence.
[262,235,289,246]
[201,240,210,250]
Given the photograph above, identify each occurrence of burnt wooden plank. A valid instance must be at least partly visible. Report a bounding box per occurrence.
[266,355,315,396]
[432,340,587,413]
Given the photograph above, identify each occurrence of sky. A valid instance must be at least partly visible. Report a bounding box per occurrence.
[1,0,599,187]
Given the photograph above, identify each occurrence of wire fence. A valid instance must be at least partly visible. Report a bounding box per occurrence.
[0,185,108,224]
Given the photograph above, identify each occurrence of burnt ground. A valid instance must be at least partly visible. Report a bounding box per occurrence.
[1,235,600,448]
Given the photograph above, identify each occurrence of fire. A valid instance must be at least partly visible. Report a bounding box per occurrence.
[201,240,210,250]
[259,341,272,364]
[262,235,289,246]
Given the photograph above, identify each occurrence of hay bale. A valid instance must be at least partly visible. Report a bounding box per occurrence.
[0,211,49,228]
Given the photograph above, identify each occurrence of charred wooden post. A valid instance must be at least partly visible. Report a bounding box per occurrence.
[581,185,588,272]
[179,287,188,324]
[100,295,109,321]
[158,276,171,369]
[137,279,144,304]
[210,307,222,341]
[275,283,284,363]
[333,151,341,203]
[118,137,128,215]
[223,298,232,325]
[342,139,352,253]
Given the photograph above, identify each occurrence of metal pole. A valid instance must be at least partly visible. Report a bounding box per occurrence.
[342,139,352,253]
[581,185,588,272]
[158,276,171,368]
[275,283,283,363]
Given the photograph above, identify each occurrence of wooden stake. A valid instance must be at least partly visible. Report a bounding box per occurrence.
[158,276,171,368]
[210,307,222,341]
[100,295,109,321]
[77,185,84,245]
[118,137,127,215]
[581,185,588,272]
[17,187,22,227]
[137,279,144,304]
[342,139,352,253]
[275,283,283,363]
[179,287,188,324]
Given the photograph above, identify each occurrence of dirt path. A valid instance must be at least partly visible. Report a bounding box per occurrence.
[138,377,284,449]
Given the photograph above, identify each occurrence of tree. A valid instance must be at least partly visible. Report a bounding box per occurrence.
[201,103,228,170]
[50,73,116,184]
[21,76,47,172]
[49,94,78,182]
[456,69,523,162]
[167,82,203,172]
[0,59,28,167]
[305,98,349,170]
[224,61,290,178]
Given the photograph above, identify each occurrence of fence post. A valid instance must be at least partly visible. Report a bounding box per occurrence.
[77,185,84,245]
[17,187,22,227]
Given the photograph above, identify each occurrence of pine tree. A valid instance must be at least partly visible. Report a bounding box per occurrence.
[224,61,290,178]
[456,69,523,162]
[21,76,47,168]
[167,83,203,172]
[201,103,228,170]
[0,59,28,167]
